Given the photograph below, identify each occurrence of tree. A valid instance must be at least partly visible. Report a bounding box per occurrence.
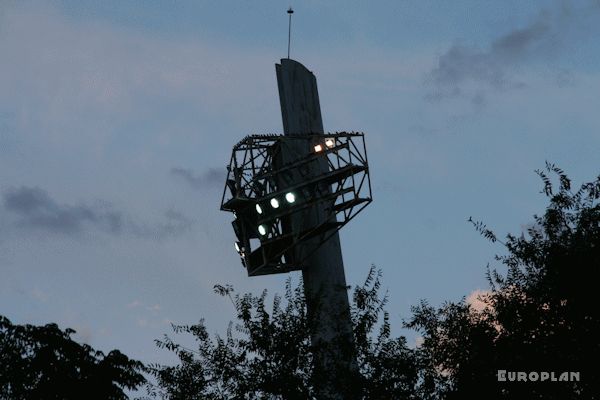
[406,163,600,399]
[0,315,146,399]
[149,163,599,399]
[147,268,419,399]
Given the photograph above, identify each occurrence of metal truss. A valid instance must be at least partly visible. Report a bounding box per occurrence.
[221,132,372,276]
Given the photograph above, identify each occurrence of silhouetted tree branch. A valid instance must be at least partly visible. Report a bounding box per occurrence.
[406,165,600,399]
[149,164,599,399]
[147,267,418,399]
[0,316,146,400]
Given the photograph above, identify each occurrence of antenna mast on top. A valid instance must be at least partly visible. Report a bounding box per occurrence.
[287,7,294,59]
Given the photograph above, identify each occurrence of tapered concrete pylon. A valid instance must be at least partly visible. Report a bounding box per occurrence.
[276,58,357,399]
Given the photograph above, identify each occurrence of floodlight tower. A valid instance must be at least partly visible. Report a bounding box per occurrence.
[220,11,372,399]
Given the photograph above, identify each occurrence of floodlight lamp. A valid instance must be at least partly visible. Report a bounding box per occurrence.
[314,144,323,153]
[256,204,263,214]
[258,225,267,236]
[285,192,296,203]
[234,241,241,253]
[325,138,335,148]
[270,198,280,209]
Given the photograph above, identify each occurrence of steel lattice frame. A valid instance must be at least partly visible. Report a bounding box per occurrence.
[221,131,372,276]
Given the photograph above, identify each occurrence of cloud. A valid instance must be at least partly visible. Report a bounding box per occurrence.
[555,68,576,87]
[147,304,161,312]
[129,209,193,240]
[466,289,493,313]
[3,186,122,234]
[426,5,571,102]
[170,167,224,189]
[2,186,192,239]
[490,17,551,61]
[127,300,161,313]
[0,2,278,150]
[30,287,49,303]
[466,289,503,335]
[72,324,94,345]
[414,336,424,348]
[127,300,142,309]
[136,318,148,328]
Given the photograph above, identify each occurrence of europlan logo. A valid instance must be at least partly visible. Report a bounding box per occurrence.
[498,370,581,382]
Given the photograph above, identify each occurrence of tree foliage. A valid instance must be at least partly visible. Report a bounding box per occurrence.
[3,165,596,399]
[150,164,599,399]
[147,268,419,399]
[0,315,146,399]
[406,163,600,399]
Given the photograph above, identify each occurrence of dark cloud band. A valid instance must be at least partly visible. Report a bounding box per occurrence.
[170,167,224,189]
[2,186,191,239]
[426,6,571,103]
[3,186,122,234]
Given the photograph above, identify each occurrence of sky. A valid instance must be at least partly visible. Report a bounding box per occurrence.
[2,0,600,377]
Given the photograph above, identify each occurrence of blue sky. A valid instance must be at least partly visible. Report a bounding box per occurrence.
[1,0,600,373]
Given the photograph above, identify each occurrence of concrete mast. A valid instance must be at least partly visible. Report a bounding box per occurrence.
[276,58,357,398]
